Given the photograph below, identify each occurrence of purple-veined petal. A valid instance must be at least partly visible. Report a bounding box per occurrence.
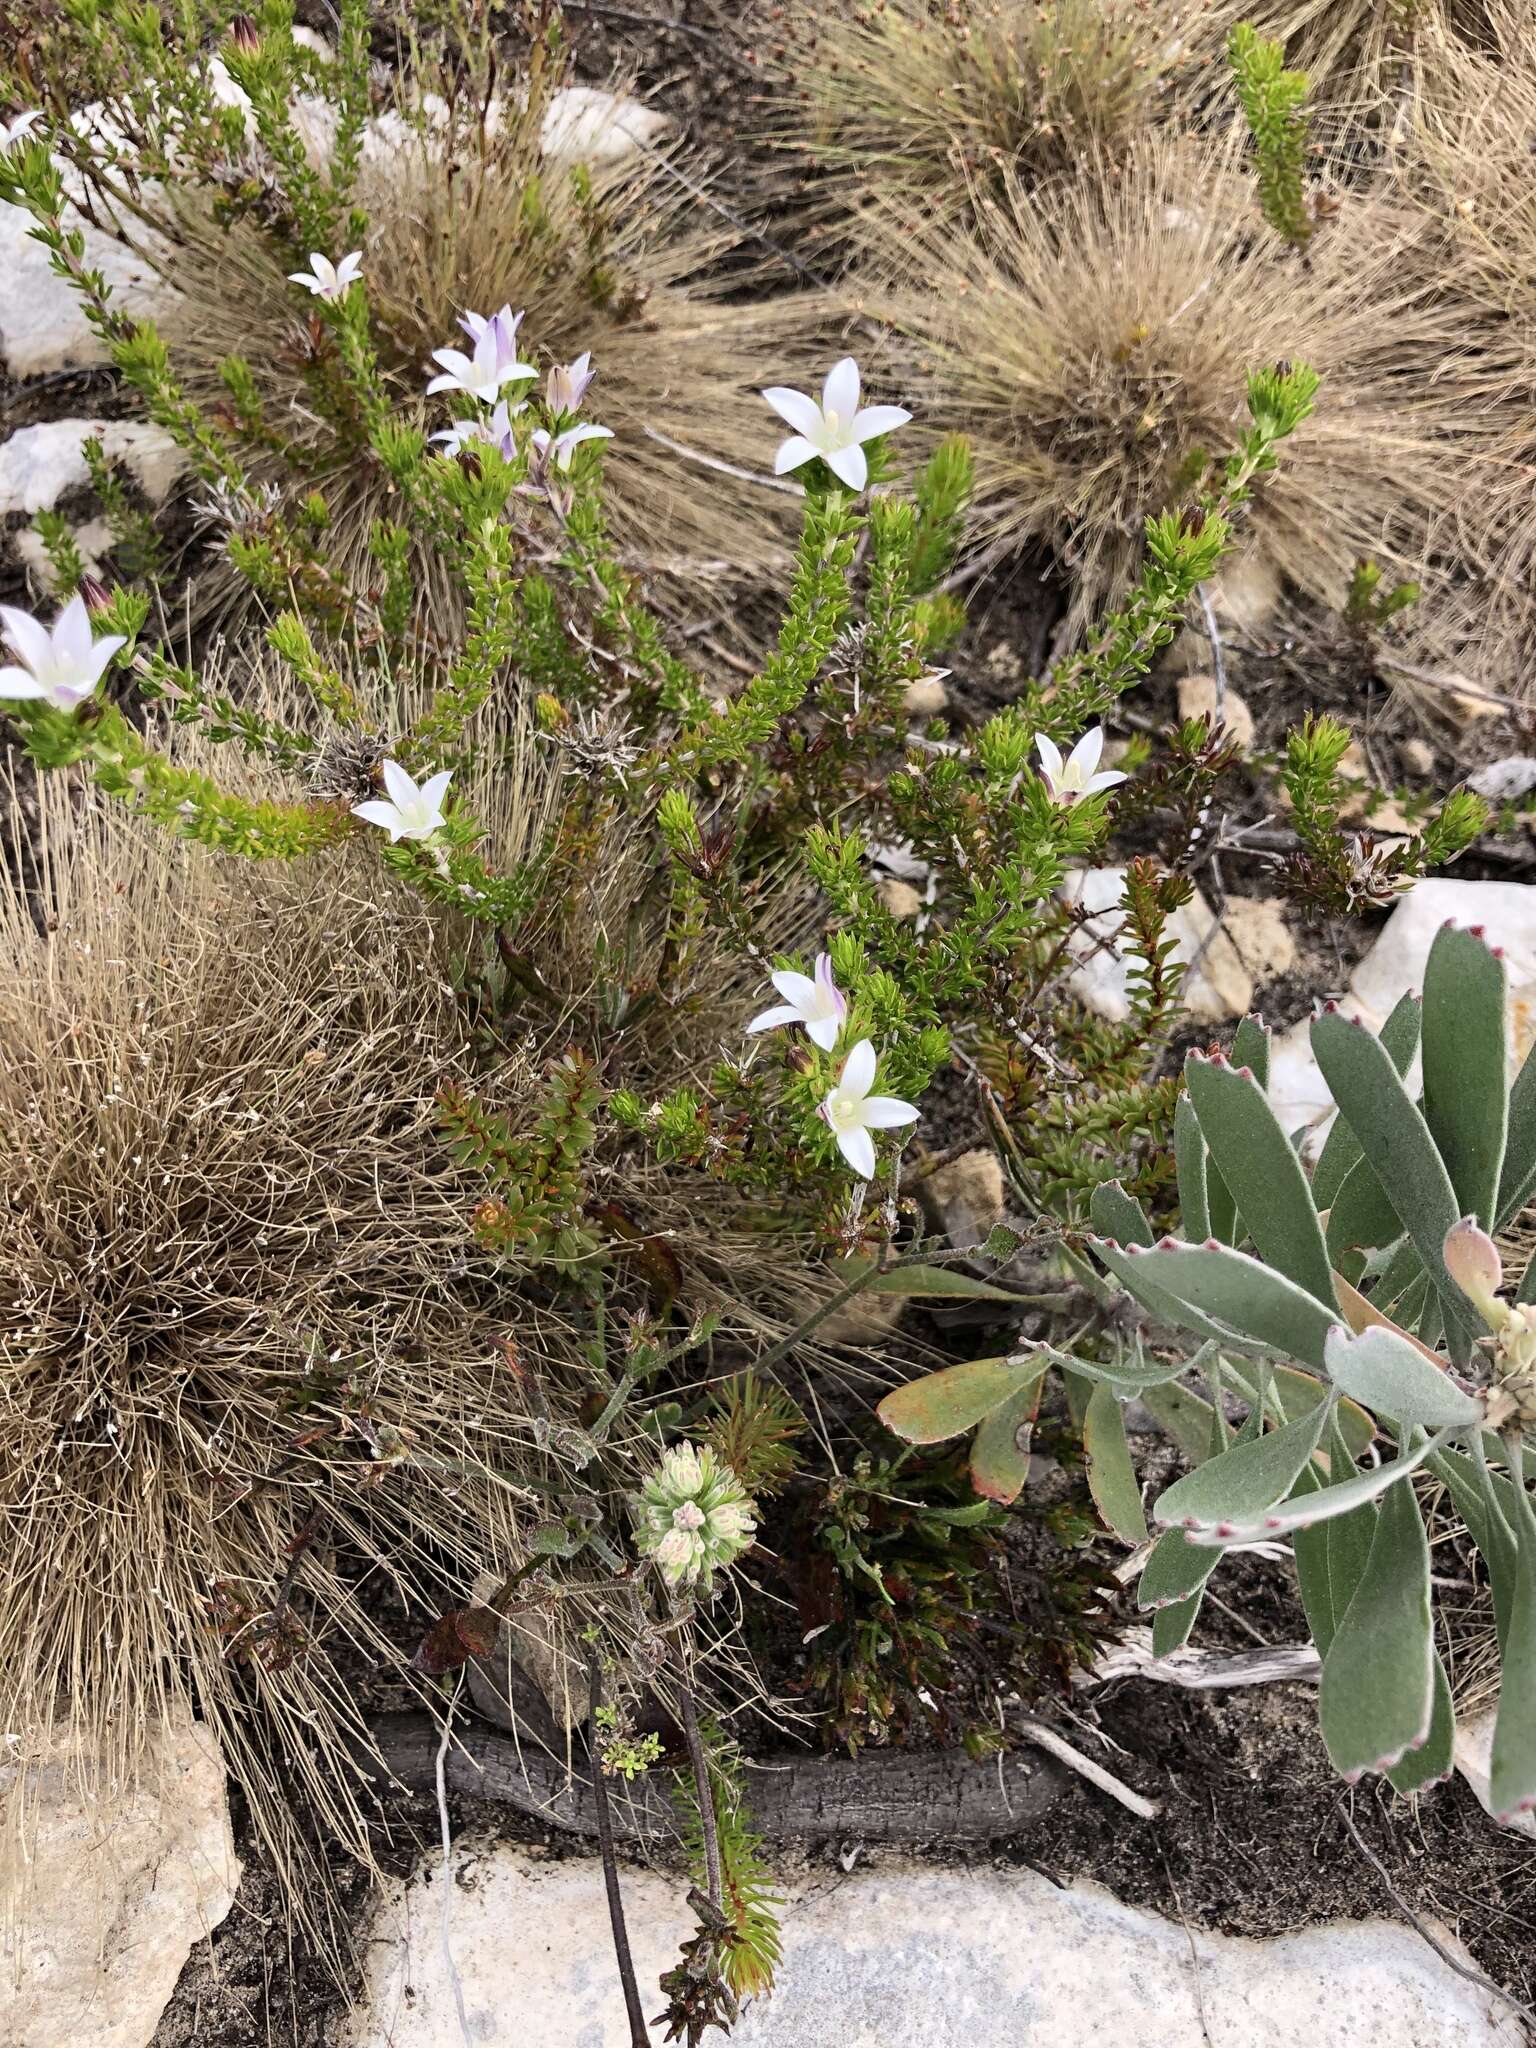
[850,403,911,444]
[761,386,823,438]
[823,441,868,491]
[840,1038,878,1099]
[821,356,860,422]
[860,1095,920,1129]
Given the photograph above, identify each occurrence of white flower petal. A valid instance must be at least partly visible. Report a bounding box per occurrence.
[761,386,823,438]
[835,1123,877,1179]
[0,605,53,676]
[1034,732,1064,782]
[1085,769,1129,795]
[0,666,48,700]
[823,440,868,491]
[850,403,911,444]
[380,759,419,811]
[822,356,861,423]
[418,769,453,811]
[773,435,818,476]
[860,1095,919,1129]
[805,1013,842,1052]
[746,1003,804,1035]
[52,594,93,669]
[769,969,819,1009]
[1068,727,1105,780]
[81,633,127,685]
[352,799,402,835]
[840,1038,877,1099]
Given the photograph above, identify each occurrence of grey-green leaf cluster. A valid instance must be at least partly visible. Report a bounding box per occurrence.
[1088,920,1536,1814]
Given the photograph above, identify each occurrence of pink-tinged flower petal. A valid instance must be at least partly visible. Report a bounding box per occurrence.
[814,952,846,1010]
[418,769,453,811]
[769,969,819,1009]
[81,634,127,685]
[773,435,818,476]
[850,403,911,444]
[823,441,869,492]
[352,799,403,836]
[747,1003,804,1035]
[1034,732,1064,783]
[839,1038,877,1099]
[381,759,420,811]
[761,386,823,438]
[0,604,52,676]
[1068,727,1105,780]
[0,666,48,700]
[821,356,860,422]
[52,593,93,669]
[860,1095,919,1129]
[835,1123,877,1179]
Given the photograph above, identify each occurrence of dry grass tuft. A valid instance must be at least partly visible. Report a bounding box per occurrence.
[1194,0,1495,105]
[0,774,531,1937]
[154,72,825,611]
[764,0,1195,224]
[864,131,1492,640]
[1401,0,1536,692]
[0,657,850,1931]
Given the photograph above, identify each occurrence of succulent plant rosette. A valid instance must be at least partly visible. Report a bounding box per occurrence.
[881,921,1536,1816]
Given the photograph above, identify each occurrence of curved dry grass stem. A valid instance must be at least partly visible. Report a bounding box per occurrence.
[864,130,1496,643]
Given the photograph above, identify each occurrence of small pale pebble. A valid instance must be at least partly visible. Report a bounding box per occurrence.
[876,877,924,920]
[904,671,950,718]
[1399,736,1435,778]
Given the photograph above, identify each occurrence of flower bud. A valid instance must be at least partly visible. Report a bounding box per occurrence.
[1443,1216,1503,1321]
[228,14,261,53]
[78,573,112,615]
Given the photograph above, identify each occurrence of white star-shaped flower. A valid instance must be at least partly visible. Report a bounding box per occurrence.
[426,317,537,405]
[762,357,911,493]
[2,111,42,150]
[288,250,363,301]
[747,953,847,1052]
[351,759,452,843]
[1035,727,1128,805]
[0,595,126,711]
[819,1038,919,1179]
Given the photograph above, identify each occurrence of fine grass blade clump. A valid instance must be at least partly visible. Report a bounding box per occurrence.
[0,779,532,1928]
[764,0,1186,225]
[1404,0,1536,694]
[1195,0,1495,108]
[11,5,821,612]
[870,133,1485,640]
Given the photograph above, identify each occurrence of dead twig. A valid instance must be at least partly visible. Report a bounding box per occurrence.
[1336,1796,1536,2032]
[588,1647,651,2048]
[1015,1716,1162,1821]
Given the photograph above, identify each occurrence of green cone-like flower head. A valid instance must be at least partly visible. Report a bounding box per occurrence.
[634,1443,756,1591]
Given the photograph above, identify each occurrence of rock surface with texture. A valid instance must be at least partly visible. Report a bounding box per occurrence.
[1062,866,1254,1023]
[0,1718,240,2048]
[1267,876,1536,1153]
[342,1846,1523,2048]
